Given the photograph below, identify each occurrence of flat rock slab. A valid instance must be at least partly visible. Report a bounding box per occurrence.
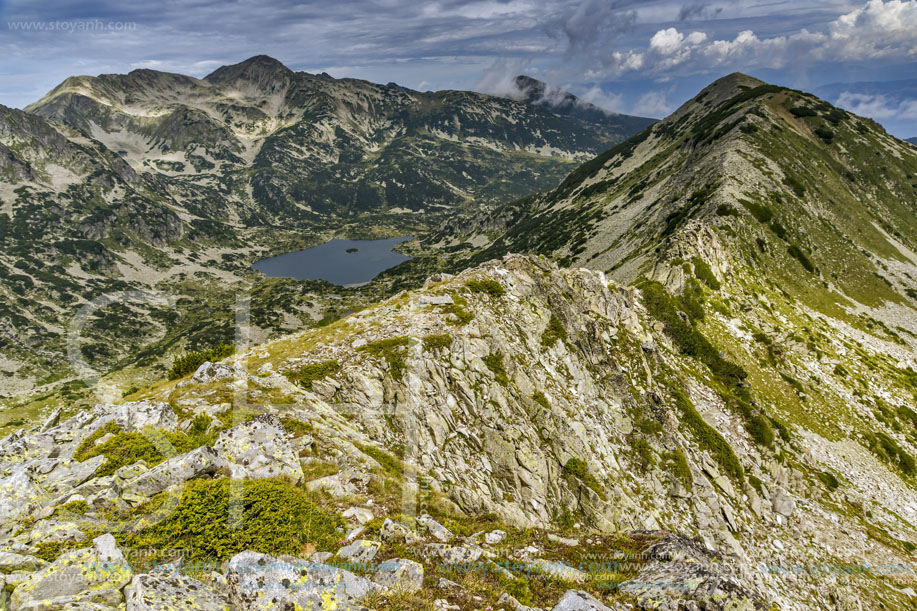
[552,590,614,611]
[214,415,302,482]
[10,534,132,610]
[227,551,377,610]
[125,571,230,610]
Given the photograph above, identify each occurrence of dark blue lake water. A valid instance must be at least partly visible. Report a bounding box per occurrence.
[252,236,413,286]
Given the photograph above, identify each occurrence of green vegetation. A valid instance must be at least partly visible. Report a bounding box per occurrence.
[359,336,410,378]
[631,438,656,471]
[814,126,834,143]
[285,359,341,390]
[126,478,344,562]
[466,278,505,297]
[783,174,806,197]
[789,106,818,118]
[541,314,568,348]
[439,294,474,325]
[665,449,693,486]
[73,419,216,477]
[168,343,235,379]
[739,199,773,223]
[562,457,607,500]
[691,256,720,290]
[532,391,550,409]
[640,282,746,387]
[817,470,840,491]
[672,389,744,482]
[787,244,815,272]
[864,431,916,476]
[715,204,739,217]
[483,351,509,386]
[422,333,452,351]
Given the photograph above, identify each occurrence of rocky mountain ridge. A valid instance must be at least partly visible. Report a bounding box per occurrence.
[2,254,916,609]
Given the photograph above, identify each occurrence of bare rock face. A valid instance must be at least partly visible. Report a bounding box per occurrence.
[213,415,302,482]
[111,401,178,432]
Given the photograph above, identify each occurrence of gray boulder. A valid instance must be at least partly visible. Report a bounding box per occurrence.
[0,552,46,574]
[0,468,45,531]
[421,543,485,564]
[122,446,227,502]
[226,551,377,610]
[112,401,178,432]
[10,534,132,610]
[335,539,381,564]
[418,513,454,543]
[125,571,230,610]
[380,518,421,544]
[214,415,302,482]
[552,590,613,611]
[374,558,424,593]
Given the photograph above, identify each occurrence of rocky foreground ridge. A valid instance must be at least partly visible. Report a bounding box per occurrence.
[2,254,917,609]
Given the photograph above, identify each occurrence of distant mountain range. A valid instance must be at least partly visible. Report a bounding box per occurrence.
[0,56,654,398]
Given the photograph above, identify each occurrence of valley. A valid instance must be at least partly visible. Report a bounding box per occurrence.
[1,59,917,611]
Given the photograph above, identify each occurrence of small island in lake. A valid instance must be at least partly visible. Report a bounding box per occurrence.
[346,248,359,253]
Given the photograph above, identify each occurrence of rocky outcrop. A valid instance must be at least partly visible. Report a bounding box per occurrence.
[125,571,230,610]
[10,534,132,610]
[213,415,302,482]
[225,551,377,610]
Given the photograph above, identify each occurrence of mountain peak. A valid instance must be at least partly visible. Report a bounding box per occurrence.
[204,55,294,85]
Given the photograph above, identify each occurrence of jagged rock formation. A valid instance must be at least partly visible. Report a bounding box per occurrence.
[1,254,915,609]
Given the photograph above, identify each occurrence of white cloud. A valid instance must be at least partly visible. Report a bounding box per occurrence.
[836,92,917,119]
[632,90,673,116]
[580,85,625,112]
[605,0,917,76]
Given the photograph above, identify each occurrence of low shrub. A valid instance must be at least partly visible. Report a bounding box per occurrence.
[483,351,509,386]
[541,314,567,348]
[168,343,235,380]
[466,278,505,297]
[691,256,720,290]
[359,337,410,378]
[422,333,452,351]
[286,359,341,390]
[563,458,607,500]
[125,478,344,562]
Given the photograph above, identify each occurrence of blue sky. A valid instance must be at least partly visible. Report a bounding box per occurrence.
[1,0,916,136]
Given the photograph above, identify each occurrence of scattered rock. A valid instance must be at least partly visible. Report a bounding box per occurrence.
[380,518,421,544]
[418,295,454,306]
[335,539,382,564]
[373,558,424,593]
[546,533,578,546]
[342,506,374,524]
[418,513,454,543]
[484,529,507,545]
[552,590,613,611]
